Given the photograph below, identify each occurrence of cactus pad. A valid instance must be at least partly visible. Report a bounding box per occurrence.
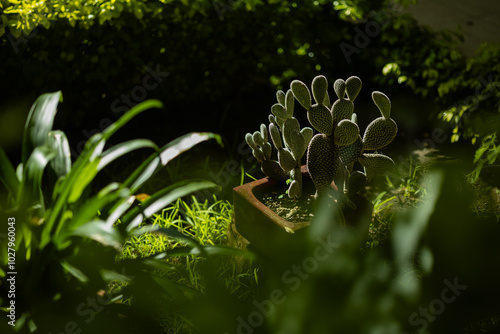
[271,103,287,120]
[288,167,303,199]
[334,119,359,146]
[276,90,286,106]
[333,79,346,99]
[363,117,398,150]
[307,134,339,196]
[345,76,362,102]
[332,99,354,124]
[278,148,296,172]
[300,127,314,146]
[253,131,265,146]
[339,135,363,165]
[291,80,312,110]
[288,180,300,199]
[289,130,307,162]
[260,124,268,142]
[285,89,295,118]
[359,153,395,179]
[245,133,257,150]
[262,142,272,159]
[262,160,288,182]
[372,91,391,119]
[347,171,367,194]
[308,104,334,135]
[269,123,283,150]
[252,148,265,162]
[283,118,301,149]
[312,75,328,105]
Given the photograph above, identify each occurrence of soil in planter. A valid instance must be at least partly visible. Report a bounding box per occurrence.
[258,181,317,224]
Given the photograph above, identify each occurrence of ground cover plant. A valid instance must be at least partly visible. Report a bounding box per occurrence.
[119,195,259,332]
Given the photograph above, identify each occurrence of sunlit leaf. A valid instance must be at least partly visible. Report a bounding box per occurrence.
[158,132,222,166]
[17,145,56,210]
[57,183,129,242]
[68,158,100,203]
[71,220,123,251]
[21,91,62,165]
[97,139,157,171]
[61,261,89,283]
[123,132,220,193]
[48,130,71,177]
[101,100,163,140]
[123,180,218,231]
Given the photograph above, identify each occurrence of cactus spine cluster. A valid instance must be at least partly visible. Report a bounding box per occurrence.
[246,74,398,202]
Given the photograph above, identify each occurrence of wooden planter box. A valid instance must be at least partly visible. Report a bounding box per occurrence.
[232,166,311,259]
[232,166,373,259]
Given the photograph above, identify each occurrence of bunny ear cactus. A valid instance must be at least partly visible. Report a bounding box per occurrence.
[363,92,398,150]
[292,75,360,198]
[339,91,397,183]
[247,89,313,199]
[245,125,288,182]
[332,78,355,124]
[246,73,398,207]
[269,89,313,199]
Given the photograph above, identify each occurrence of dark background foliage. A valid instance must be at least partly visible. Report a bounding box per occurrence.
[1,0,429,160]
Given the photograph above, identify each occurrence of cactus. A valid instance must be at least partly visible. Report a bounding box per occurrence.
[246,74,398,205]
[291,75,360,198]
[247,89,313,199]
[245,124,288,182]
[339,91,398,188]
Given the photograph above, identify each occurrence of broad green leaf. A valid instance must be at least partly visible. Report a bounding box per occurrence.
[21,91,62,165]
[159,132,221,165]
[48,130,71,177]
[473,146,488,163]
[71,220,123,250]
[43,102,162,247]
[0,146,20,198]
[123,132,220,192]
[68,159,100,203]
[101,100,163,140]
[105,195,136,228]
[61,261,89,283]
[392,171,443,263]
[99,268,134,284]
[487,147,500,164]
[43,138,105,248]
[123,180,218,231]
[55,183,129,243]
[17,145,56,210]
[125,156,161,193]
[97,139,158,171]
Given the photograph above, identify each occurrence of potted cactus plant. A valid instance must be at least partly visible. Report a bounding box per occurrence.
[233,75,397,258]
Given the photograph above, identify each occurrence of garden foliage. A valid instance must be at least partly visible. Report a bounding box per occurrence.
[0,92,250,333]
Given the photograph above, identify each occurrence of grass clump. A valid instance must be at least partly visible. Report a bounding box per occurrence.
[118,195,259,333]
